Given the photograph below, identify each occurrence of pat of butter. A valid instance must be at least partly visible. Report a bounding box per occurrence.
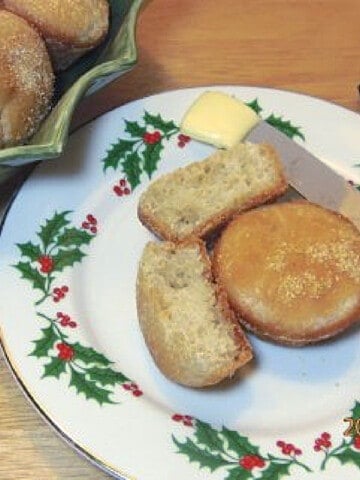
[180,91,260,149]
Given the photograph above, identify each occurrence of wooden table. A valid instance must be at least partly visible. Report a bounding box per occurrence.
[1,1,359,478]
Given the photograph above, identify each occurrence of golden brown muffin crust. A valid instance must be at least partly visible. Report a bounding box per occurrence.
[3,0,109,47]
[0,10,54,147]
[213,201,360,345]
[3,0,109,70]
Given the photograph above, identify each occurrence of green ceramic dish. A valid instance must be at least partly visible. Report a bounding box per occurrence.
[0,0,143,182]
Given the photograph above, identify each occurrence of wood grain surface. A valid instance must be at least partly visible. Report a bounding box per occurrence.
[1,0,359,479]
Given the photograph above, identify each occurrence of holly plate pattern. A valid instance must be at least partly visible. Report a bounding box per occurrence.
[14,211,139,405]
[171,402,360,479]
[2,86,359,480]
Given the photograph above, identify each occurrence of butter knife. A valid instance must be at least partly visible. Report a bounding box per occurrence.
[240,106,360,230]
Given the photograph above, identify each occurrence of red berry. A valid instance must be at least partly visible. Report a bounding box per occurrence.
[239,455,258,470]
[354,436,360,450]
[294,448,302,456]
[314,445,321,452]
[123,187,131,195]
[323,440,332,448]
[82,221,90,229]
[54,287,61,294]
[239,455,265,470]
[86,214,96,224]
[62,285,69,293]
[57,343,74,361]
[53,297,60,303]
[143,131,161,144]
[59,349,73,361]
[143,132,151,143]
[172,414,183,422]
[321,432,331,440]
[38,255,54,273]
[90,226,97,234]
[119,178,126,187]
[276,440,285,447]
[133,389,143,397]
[56,312,63,318]
[69,321,77,328]
[183,419,193,427]
[178,133,190,143]
[178,141,186,148]
[153,131,161,142]
[60,319,68,326]
[122,383,131,391]
[184,415,192,421]
[282,445,292,455]
[114,185,123,196]
[284,443,295,454]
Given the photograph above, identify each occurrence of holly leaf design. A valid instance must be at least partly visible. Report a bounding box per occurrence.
[52,248,85,272]
[125,119,146,138]
[194,420,226,453]
[265,114,305,141]
[122,151,142,189]
[102,139,137,171]
[42,356,67,379]
[258,461,290,480]
[143,142,164,179]
[38,211,71,250]
[102,112,179,185]
[87,365,129,387]
[72,342,112,366]
[69,367,114,405]
[351,401,360,419]
[144,111,178,137]
[30,325,58,358]
[221,426,260,456]
[225,467,253,480]
[333,446,360,466]
[246,98,262,115]
[173,436,230,472]
[14,261,46,292]
[16,241,42,261]
[57,228,93,247]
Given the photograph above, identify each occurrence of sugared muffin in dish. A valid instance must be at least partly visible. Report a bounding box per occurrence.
[0,10,54,148]
[3,0,109,70]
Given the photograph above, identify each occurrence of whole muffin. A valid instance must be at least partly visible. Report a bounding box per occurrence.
[0,10,54,148]
[213,201,360,345]
[3,0,110,70]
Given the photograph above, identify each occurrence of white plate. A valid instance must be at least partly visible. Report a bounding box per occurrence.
[1,86,360,480]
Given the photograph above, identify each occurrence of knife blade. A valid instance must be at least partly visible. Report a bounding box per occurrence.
[244,116,360,230]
